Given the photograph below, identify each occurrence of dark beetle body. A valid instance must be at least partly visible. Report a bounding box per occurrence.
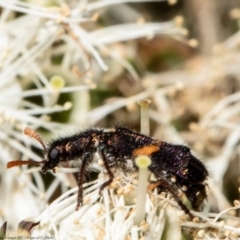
[41,127,208,213]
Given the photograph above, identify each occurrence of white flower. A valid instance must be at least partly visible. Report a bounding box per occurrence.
[31,173,183,240]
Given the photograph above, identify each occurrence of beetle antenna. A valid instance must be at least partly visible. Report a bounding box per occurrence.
[24,127,47,153]
[7,160,47,169]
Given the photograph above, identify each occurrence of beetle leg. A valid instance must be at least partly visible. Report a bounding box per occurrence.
[76,152,93,210]
[98,146,115,194]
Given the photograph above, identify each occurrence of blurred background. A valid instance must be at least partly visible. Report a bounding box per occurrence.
[1,0,240,236]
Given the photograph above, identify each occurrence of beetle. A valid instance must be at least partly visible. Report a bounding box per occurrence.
[7,126,208,214]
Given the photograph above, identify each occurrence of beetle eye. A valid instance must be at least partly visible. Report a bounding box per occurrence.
[49,148,59,159]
